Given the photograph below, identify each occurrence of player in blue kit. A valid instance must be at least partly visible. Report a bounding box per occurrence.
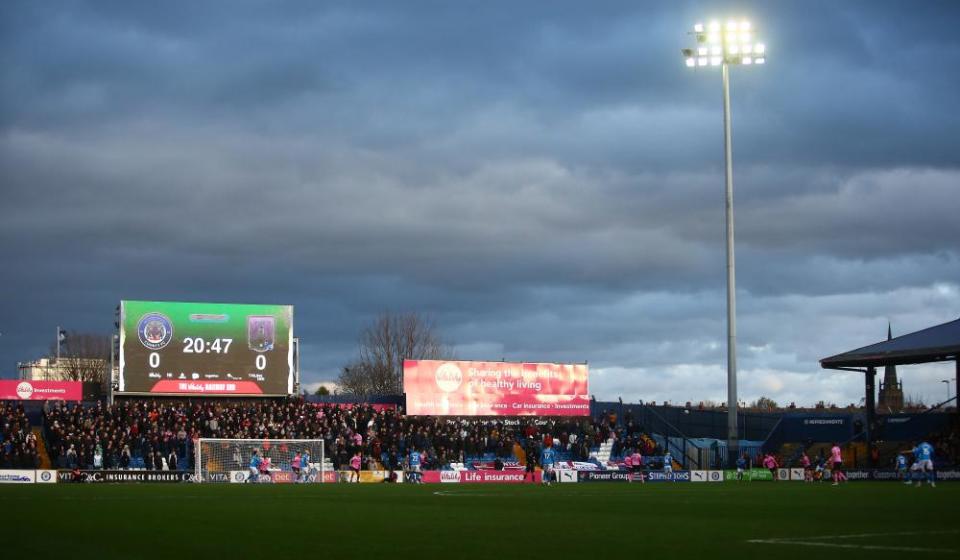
[540,445,556,486]
[908,441,936,487]
[408,448,423,484]
[736,454,747,482]
[662,451,673,480]
[300,450,311,483]
[895,452,908,482]
[248,450,262,483]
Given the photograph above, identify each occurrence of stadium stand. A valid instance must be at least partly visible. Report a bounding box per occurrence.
[1,401,40,469]
[33,398,666,473]
[9,396,952,474]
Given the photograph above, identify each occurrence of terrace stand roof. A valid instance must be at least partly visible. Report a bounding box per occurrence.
[820,318,960,370]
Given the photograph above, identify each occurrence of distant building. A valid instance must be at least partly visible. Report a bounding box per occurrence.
[877,324,904,413]
[17,357,106,382]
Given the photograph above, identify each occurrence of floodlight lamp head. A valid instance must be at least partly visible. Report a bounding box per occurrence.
[683,18,766,68]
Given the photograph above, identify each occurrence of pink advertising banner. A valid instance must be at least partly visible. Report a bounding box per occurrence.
[459,470,541,483]
[419,470,541,483]
[0,380,82,401]
[403,360,589,416]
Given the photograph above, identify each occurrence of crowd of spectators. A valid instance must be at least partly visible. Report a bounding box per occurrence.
[928,419,960,466]
[39,398,660,471]
[3,395,950,473]
[1,402,40,469]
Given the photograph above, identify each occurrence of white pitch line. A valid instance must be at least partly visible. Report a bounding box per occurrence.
[748,530,959,554]
[797,530,959,540]
[747,539,955,553]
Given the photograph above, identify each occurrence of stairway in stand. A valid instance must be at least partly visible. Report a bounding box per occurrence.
[33,427,52,469]
[597,438,615,464]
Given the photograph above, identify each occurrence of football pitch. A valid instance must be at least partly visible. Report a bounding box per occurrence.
[2,482,956,559]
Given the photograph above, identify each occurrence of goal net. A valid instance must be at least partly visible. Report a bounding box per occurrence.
[195,438,325,483]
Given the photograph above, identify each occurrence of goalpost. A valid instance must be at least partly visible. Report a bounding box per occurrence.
[195,438,326,483]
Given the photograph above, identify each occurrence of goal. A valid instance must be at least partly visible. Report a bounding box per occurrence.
[195,438,325,483]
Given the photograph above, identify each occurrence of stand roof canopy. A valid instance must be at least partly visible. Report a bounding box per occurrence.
[821,318,960,370]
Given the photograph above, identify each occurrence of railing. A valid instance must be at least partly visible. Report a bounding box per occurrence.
[636,403,701,469]
[760,416,784,454]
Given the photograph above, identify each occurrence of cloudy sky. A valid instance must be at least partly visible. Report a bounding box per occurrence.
[2,0,958,406]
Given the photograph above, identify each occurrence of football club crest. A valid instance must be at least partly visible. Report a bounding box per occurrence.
[247,315,275,352]
[137,312,174,350]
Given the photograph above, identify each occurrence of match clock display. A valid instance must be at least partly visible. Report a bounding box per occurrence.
[119,300,294,395]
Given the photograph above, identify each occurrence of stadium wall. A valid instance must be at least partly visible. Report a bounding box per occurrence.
[597,402,782,441]
[304,394,404,406]
[877,413,951,441]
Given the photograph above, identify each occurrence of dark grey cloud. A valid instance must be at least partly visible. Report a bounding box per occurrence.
[1,0,958,405]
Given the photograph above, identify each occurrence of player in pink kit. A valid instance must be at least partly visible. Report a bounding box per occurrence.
[291,452,302,480]
[829,443,847,485]
[800,451,812,482]
[762,453,779,479]
[258,456,272,482]
[349,451,362,483]
[631,450,644,483]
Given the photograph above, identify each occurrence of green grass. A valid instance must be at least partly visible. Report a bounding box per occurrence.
[2,482,957,559]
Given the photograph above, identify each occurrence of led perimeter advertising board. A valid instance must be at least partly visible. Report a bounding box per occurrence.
[403,359,589,416]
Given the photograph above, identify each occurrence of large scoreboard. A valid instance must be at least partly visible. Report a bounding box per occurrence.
[119,300,294,396]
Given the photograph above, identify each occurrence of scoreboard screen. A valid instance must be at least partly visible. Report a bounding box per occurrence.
[119,300,294,396]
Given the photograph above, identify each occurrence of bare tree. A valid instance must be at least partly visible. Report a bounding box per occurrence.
[751,396,779,410]
[50,332,109,383]
[337,364,377,397]
[338,312,452,395]
[904,394,929,410]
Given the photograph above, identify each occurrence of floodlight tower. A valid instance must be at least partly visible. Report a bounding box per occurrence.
[682,20,765,467]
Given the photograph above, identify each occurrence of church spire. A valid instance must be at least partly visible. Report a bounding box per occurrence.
[878,322,903,412]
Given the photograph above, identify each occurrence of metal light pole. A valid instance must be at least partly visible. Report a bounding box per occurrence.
[683,20,765,466]
[109,334,118,406]
[943,379,953,404]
